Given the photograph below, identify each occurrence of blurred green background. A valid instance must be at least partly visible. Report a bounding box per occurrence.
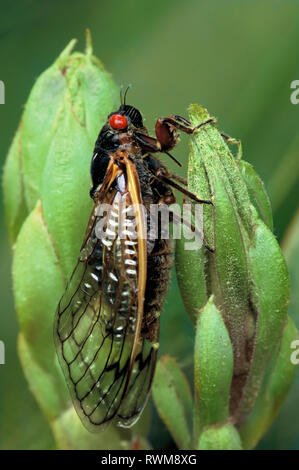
[0,0,298,449]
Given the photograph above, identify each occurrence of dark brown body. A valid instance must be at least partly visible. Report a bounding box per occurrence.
[90,115,180,344]
[134,157,173,342]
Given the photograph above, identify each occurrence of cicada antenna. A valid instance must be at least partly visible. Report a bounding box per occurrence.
[120,84,132,106]
[120,85,124,106]
[123,84,132,105]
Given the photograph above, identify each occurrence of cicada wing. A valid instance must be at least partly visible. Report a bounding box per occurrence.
[54,155,163,431]
[54,184,143,431]
[116,322,159,427]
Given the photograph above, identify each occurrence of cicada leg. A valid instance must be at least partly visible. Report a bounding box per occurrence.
[134,115,216,167]
[221,132,242,160]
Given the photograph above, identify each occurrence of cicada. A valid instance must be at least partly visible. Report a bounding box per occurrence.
[54,96,213,432]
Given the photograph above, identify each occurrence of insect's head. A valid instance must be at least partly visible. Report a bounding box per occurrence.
[106,85,143,132]
[94,86,144,153]
[108,104,144,131]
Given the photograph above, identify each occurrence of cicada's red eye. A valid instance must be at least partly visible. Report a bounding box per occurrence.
[109,114,128,130]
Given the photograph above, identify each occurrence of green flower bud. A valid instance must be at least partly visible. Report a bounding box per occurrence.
[238,207,290,422]
[194,296,234,438]
[180,104,254,377]
[175,240,207,325]
[198,422,242,450]
[238,160,273,231]
[3,34,135,449]
[175,103,294,448]
[3,128,27,243]
[239,316,298,449]
[152,355,193,449]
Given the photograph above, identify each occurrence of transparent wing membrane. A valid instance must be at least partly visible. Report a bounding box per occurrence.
[54,175,159,431]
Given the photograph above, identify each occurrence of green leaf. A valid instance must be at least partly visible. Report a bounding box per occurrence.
[188,103,253,376]
[40,104,93,278]
[198,422,242,450]
[51,406,131,450]
[21,46,69,211]
[152,355,193,449]
[238,160,273,231]
[239,316,298,449]
[175,238,207,325]
[282,208,299,325]
[194,296,234,438]
[13,201,66,373]
[3,126,28,244]
[238,209,290,422]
